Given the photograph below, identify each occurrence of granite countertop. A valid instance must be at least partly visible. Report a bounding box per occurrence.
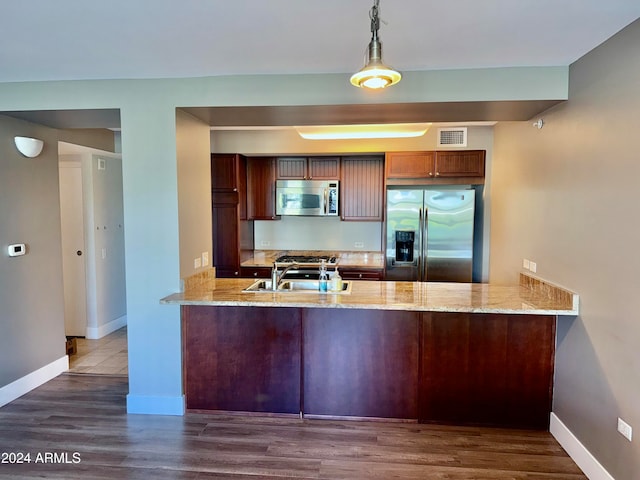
[241,250,385,269]
[162,272,579,316]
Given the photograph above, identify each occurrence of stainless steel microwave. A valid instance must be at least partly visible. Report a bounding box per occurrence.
[275,180,339,216]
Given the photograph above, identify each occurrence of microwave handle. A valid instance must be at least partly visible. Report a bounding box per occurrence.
[324,188,328,215]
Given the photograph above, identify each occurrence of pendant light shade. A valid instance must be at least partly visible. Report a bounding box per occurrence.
[350,0,401,89]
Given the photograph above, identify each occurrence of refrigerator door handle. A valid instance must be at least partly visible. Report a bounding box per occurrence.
[418,207,423,279]
[422,208,429,281]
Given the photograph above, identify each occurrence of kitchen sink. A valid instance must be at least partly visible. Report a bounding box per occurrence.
[242,279,352,294]
[242,280,274,292]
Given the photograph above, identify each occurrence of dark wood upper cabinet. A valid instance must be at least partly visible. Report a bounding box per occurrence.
[308,157,340,179]
[211,153,241,190]
[247,157,279,220]
[276,157,307,179]
[386,150,485,185]
[211,153,247,220]
[435,150,485,177]
[340,155,384,221]
[277,156,340,180]
[385,151,435,178]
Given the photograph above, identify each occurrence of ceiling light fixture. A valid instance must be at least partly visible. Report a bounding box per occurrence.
[295,123,430,140]
[350,0,401,90]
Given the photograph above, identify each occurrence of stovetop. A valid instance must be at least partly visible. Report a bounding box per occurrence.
[275,254,337,265]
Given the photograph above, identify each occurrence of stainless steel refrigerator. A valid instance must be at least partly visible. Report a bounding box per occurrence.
[385,188,475,282]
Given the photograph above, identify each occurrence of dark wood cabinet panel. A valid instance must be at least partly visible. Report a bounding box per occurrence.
[308,157,340,179]
[419,312,555,429]
[211,154,251,278]
[276,157,307,179]
[211,202,240,277]
[435,150,485,177]
[386,150,485,185]
[181,305,556,429]
[211,154,240,191]
[276,156,340,180]
[247,157,279,220]
[183,306,301,414]
[303,309,419,419]
[211,154,247,219]
[339,268,384,280]
[385,152,435,178]
[340,155,384,221]
[240,266,272,278]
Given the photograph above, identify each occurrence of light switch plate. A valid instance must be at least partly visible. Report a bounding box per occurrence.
[529,261,537,273]
[202,251,209,267]
[618,417,633,441]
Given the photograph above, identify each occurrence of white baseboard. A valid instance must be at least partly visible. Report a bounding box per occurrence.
[86,315,127,339]
[550,413,615,480]
[126,393,185,416]
[0,356,69,408]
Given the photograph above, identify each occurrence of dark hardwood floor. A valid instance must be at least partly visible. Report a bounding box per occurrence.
[0,374,586,479]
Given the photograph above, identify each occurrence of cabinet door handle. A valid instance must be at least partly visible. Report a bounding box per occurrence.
[359,273,363,278]
[435,172,440,177]
[428,172,433,177]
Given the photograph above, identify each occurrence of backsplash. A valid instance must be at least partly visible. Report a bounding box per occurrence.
[254,216,382,251]
[519,272,578,312]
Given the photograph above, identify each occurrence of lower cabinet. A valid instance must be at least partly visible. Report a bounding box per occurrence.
[182,306,555,429]
[339,268,384,281]
[240,266,272,278]
[182,306,301,414]
[303,309,419,419]
[419,312,555,429]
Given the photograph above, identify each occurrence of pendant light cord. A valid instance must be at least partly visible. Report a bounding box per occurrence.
[370,0,380,34]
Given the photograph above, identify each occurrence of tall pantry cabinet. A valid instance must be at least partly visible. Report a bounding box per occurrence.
[211,154,254,277]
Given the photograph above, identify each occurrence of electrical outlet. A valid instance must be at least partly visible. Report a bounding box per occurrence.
[354,242,364,248]
[194,257,202,269]
[202,251,209,267]
[523,259,530,270]
[101,248,106,259]
[260,240,271,247]
[618,417,633,441]
[529,261,537,273]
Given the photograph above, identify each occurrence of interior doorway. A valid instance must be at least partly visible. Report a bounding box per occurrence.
[58,142,128,343]
[58,161,88,337]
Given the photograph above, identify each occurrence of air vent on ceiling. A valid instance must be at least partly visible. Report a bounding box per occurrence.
[437,127,467,147]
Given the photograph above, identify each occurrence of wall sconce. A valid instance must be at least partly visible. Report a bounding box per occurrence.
[14,136,44,158]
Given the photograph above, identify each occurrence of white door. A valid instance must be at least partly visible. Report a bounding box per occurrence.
[59,163,88,337]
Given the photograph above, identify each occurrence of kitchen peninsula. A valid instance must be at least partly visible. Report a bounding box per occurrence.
[162,273,578,430]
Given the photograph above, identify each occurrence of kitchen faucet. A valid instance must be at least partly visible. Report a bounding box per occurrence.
[271,263,300,291]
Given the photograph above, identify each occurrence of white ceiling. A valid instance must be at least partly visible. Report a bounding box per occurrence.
[2,0,640,83]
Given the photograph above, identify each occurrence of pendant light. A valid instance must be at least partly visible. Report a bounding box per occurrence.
[350,0,401,89]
